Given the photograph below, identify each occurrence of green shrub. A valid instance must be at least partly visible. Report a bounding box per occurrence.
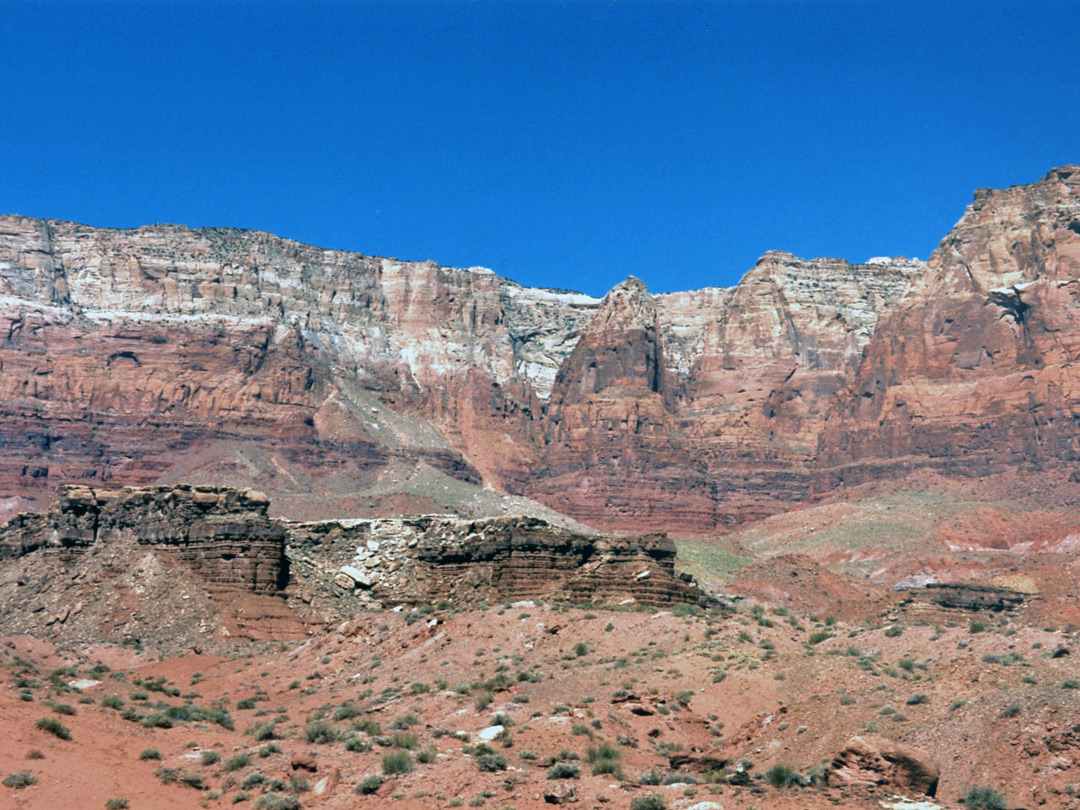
[201,750,221,766]
[304,722,341,744]
[105,799,130,809]
[546,762,581,779]
[382,751,414,775]
[35,716,71,739]
[180,772,205,789]
[474,692,493,710]
[964,785,1006,810]
[1063,679,1079,689]
[259,743,281,758]
[355,774,384,794]
[254,794,301,810]
[573,642,589,657]
[251,721,278,741]
[3,771,38,788]
[906,693,929,705]
[476,753,507,772]
[765,763,803,788]
[391,732,419,750]
[333,702,362,720]
[241,773,267,790]
[102,695,124,710]
[638,769,661,785]
[969,621,987,633]
[808,631,832,645]
[139,747,162,760]
[345,735,372,753]
[883,625,903,637]
[629,793,666,810]
[224,754,252,772]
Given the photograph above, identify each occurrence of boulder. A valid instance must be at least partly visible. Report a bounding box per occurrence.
[830,735,939,797]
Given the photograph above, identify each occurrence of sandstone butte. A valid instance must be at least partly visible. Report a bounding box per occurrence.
[0,165,1077,535]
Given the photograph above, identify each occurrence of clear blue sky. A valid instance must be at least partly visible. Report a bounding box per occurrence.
[2,1,1077,296]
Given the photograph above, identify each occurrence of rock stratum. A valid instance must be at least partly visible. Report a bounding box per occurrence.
[0,485,708,649]
[1,165,1079,534]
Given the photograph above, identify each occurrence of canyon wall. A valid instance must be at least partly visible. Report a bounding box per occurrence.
[1,165,1079,534]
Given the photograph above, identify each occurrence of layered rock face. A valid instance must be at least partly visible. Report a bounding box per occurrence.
[288,514,705,608]
[0,215,596,520]
[818,166,1080,488]
[0,484,288,590]
[527,257,918,531]
[2,165,1079,536]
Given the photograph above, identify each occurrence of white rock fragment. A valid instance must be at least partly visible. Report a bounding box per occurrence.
[477,725,505,741]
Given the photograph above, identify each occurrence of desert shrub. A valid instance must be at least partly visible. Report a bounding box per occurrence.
[153,767,180,784]
[1001,703,1022,718]
[3,771,37,788]
[906,693,929,705]
[629,793,666,810]
[476,753,507,772]
[765,763,803,788]
[26,749,45,760]
[201,750,221,766]
[474,692,493,710]
[353,719,381,736]
[251,721,278,741]
[969,621,987,633]
[1063,679,1079,689]
[808,631,832,645]
[139,747,162,760]
[382,751,414,775]
[35,716,71,739]
[333,702,362,720]
[102,695,124,710]
[180,772,205,789]
[883,625,904,637]
[254,794,301,810]
[141,712,173,729]
[417,745,437,763]
[355,774,384,794]
[546,762,581,779]
[259,743,281,758]
[391,732,419,750]
[105,799,130,809]
[345,735,372,753]
[304,722,341,744]
[224,754,252,772]
[964,785,1006,810]
[573,642,589,657]
[241,772,267,790]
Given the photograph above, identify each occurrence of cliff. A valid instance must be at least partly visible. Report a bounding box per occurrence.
[1,165,1079,534]
[818,166,1080,490]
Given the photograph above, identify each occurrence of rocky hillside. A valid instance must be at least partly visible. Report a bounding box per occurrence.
[0,485,708,650]
[2,165,1079,534]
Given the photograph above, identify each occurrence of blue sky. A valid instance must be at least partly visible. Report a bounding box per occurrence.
[2,1,1078,296]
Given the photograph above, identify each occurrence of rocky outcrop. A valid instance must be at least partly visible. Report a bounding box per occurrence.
[819,166,1080,490]
[830,735,940,796]
[917,582,1027,612]
[1,487,709,647]
[288,514,707,608]
[0,485,304,648]
[0,484,288,590]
